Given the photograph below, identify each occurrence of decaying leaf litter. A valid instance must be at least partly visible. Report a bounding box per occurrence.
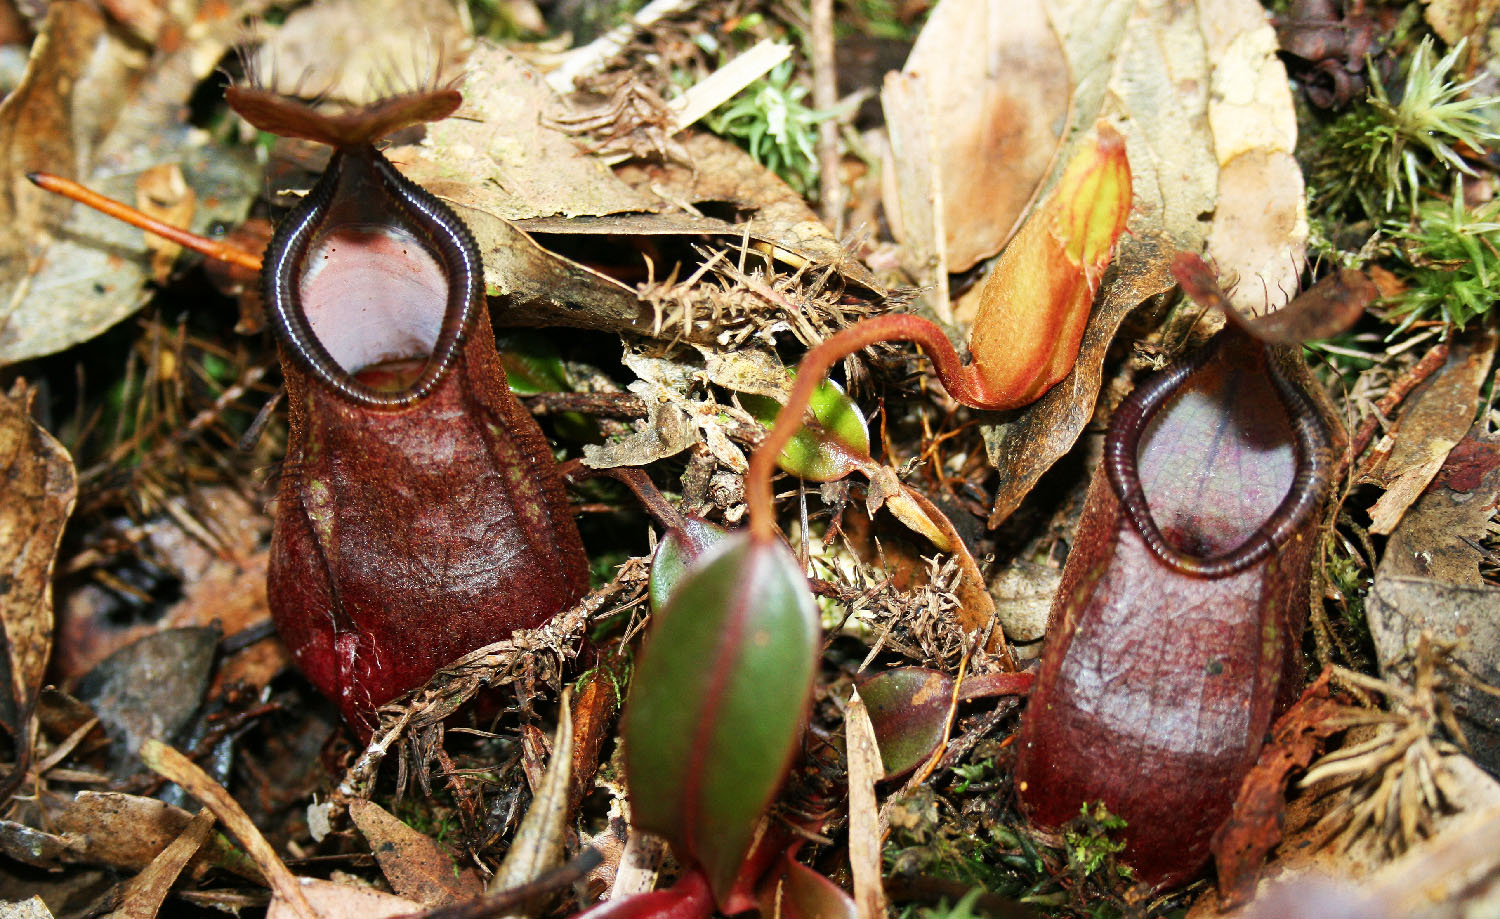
[0,0,1498,916]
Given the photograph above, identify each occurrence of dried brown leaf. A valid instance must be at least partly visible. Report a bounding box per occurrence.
[0,382,75,752]
[1367,326,1497,536]
[406,44,659,222]
[349,801,483,907]
[883,0,1069,274]
[47,791,258,880]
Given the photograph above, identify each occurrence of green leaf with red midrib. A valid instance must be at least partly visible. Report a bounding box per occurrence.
[623,532,819,905]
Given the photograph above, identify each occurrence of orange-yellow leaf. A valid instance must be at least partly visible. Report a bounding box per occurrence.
[967,124,1131,410]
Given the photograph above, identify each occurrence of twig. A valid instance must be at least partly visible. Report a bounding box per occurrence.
[522,391,647,417]
[810,0,843,232]
[394,849,603,919]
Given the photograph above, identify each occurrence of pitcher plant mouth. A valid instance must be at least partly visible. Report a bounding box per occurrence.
[263,145,482,407]
[1103,332,1333,579]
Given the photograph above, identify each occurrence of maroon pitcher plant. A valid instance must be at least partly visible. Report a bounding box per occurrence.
[1015,324,1334,890]
[226,86,590,735]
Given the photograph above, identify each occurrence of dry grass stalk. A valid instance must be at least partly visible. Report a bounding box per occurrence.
[1302,633,1500,856]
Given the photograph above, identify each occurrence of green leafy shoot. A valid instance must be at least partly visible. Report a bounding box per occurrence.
[1062,803,1130,880]
[704,60,837,195]
[1311,37,1499,218]
[1388,179,1500,333]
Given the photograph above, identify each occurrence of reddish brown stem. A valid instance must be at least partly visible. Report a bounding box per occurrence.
[1344,340,1450,478]
[746,314,985,543]
[26,172,264,272]
[562,461,689,533]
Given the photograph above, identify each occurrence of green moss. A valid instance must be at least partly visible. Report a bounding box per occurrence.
[1309,37,1499,221]
[1388,183,1500,333]
[703,60,836,196]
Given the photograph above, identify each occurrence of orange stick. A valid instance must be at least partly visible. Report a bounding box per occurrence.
[26,172,264,272]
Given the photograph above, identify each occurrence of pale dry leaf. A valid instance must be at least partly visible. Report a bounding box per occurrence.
[490,692,573,914]
[583,347,753,471]
[1368,444,1456,536]
[265,878,423,919]
[1200,0,1307,314]
[0,898,53,919]
[845,691,886,919]
[989,561,1061,644]
[880,70,949,319]
[349,800,483,907]
[883,0,1070,274]
[105,808,215,919]
[0,382,76,740]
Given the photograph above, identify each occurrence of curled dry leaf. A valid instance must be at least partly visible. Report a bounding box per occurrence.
[403,50,879,342]
[0,381,76,783]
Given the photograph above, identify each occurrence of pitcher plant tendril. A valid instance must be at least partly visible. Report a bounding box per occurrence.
[26,172,265,272]
[748,124,1133,543]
